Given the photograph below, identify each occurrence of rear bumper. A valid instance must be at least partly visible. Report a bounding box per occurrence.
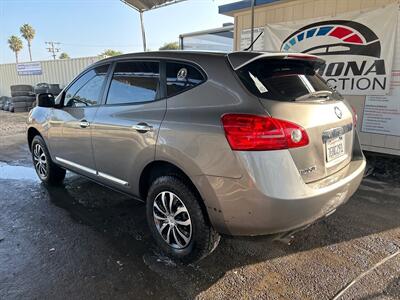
[195,139,366,236]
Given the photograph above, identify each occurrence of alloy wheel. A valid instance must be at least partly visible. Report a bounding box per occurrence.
[153,191,192,249]
[33,143,47,179]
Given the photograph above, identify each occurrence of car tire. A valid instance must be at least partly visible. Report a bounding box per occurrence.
[11,96,34,103]
[14,107,27,113]
[34,88,48,95]
[12,101,26,108]
[10,84,33,92]
[146,175,220,263]
[11,91,34,97]
[31,135,66,185]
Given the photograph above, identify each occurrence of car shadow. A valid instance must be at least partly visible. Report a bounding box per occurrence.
[44,173,400,299]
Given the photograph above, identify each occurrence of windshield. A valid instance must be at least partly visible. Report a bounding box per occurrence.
[236,58,342,101]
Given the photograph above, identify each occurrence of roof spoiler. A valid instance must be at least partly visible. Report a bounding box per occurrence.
[227,52,325,71]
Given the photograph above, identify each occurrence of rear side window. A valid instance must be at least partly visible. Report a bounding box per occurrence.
[237,59,337,101]
[106,61,159,105]
[64,64,109,107]
[166,62,205,97]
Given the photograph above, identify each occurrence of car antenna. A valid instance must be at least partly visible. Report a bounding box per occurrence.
[244,31,264,51]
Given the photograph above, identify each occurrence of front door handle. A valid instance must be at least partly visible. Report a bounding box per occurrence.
[132,123,153,133]
[80,120,90,128]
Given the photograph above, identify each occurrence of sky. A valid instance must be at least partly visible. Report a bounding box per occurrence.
[0,0,235,64]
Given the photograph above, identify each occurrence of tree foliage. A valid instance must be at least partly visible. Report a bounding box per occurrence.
[8,35,23,63]
[159,42,179,50]
[100,49,123,57]
[59,52,70,59]
[20,24,35,61]
[20,24,35,42]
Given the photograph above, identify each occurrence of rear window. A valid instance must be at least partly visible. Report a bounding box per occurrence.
[237,59,340,101]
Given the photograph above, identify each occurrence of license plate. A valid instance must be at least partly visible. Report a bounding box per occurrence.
[326,136,345,162]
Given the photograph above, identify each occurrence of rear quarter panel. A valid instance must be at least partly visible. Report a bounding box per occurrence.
[155,55,266,179]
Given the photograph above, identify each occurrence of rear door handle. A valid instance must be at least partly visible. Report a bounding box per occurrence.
[80,120,90,128]
[132,123,153,133]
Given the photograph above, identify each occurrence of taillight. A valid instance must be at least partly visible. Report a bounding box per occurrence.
[351,105,358,127]
[221,114,309,151]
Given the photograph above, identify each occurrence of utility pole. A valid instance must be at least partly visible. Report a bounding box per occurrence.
[250,0,255,51]
[45,41,61,60]
[139,11,147,52]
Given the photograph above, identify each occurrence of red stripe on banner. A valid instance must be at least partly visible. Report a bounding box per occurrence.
[343,34,363,44]
[329,26,353,39]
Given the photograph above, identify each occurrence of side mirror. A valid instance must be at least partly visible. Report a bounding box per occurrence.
[37,93,55,108]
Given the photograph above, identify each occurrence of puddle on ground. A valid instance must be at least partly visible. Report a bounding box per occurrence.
[0,162,39,181]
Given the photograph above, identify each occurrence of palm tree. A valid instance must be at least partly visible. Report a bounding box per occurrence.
[59,52,70,59]
[8,35,23,63]
[20,24,35,61]
[159,42,179,50]
[99,49,123,57]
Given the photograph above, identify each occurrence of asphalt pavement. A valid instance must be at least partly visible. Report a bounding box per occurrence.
[0,133,399,300]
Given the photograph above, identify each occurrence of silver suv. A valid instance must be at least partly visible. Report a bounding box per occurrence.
[27,51,366,263]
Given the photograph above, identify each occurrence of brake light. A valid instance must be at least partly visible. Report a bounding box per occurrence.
[286,54,319,60]
[221,114,309,151]
[351,105,358,127]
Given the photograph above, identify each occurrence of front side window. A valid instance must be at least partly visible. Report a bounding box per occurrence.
[106,61,160,105]
[166,62,205,96]
[64,64,109,107]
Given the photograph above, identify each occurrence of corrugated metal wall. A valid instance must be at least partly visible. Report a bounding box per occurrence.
[0,56,100,97]
[232,0,400,156]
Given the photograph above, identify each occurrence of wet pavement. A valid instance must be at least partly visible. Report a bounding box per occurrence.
[0,136,399,299]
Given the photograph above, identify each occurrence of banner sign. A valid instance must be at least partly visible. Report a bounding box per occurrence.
[263,4,398,95]
[362,71,400,136]
[17,62,42,76]
[362,10,400,137]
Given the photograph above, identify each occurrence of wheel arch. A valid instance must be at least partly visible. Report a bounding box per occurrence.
[27,127,43,151]
[139,160,211,223]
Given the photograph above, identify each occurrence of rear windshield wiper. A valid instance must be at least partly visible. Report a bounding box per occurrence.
[295,90,333,102]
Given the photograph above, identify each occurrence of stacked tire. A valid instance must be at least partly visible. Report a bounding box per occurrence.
[10,85,35,113]
[34,83,62,96]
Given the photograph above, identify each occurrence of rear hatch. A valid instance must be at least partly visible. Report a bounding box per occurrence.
[230,52,355,183]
